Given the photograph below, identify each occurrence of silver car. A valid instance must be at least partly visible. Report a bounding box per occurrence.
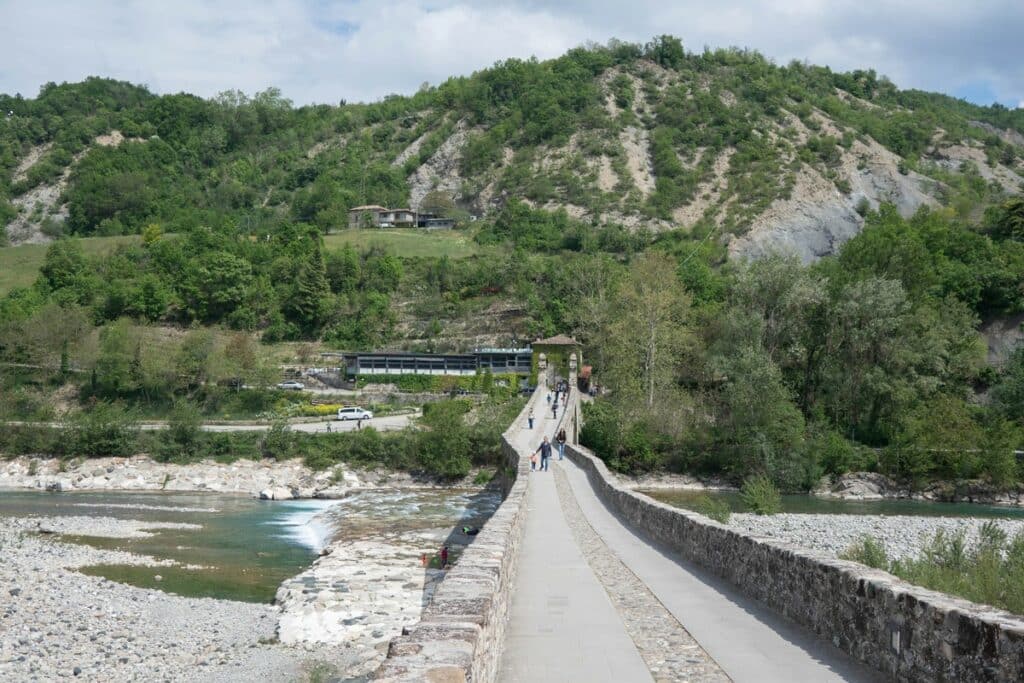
[276,380,305,390]
[337,406,373,420]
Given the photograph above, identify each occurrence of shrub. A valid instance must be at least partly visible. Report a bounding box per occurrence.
[579,400,622,462]
[0,426,62,457]
[415,400,472,479]
[157,399,203,462]
[205,432,260,462]
[882,525,1024,614]
[840,536,890,569]
[694,494,731,524]
[69,402,138,457]
[261,420,295,459]
[740,474,781,515]
[473,470,495,485]
[806,422,872,477]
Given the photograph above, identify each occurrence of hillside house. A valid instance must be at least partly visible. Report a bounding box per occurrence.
[348,205,418,228]
[348,205,388,228]
[348,205,456,230]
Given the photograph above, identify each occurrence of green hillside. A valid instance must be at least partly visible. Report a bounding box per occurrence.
[3,36,1023,248]
[1,37,1023,491]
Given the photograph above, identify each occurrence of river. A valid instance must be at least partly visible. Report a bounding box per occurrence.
[0,487,500,603]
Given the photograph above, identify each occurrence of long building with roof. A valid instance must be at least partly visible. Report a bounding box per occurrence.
[322,347,534,377]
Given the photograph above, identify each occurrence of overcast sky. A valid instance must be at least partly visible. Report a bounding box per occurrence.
[1,0,1022,108]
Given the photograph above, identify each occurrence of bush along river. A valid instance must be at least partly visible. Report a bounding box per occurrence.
[643,488,1024,562]
[0,484,500,682]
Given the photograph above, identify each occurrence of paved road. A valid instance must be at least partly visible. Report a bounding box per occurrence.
[3,413,417,434]
[195,413,416,433]
[498,391,881,683]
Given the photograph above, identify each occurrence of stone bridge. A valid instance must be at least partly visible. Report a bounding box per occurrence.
[375,369,1024,681]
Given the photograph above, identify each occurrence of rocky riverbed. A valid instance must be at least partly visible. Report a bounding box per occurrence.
[0,455,349,498]
[275,488,501,678]
[0,516,348,682]
[730,512,1024,561]
[0,455,484,500]
[0,477,502,682]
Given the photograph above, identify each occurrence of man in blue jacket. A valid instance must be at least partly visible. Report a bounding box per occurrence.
[533,436,553,472]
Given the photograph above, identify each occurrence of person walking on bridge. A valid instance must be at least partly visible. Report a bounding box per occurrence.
[552,401,558,420]
[556,428,567,460]
[533,436,552,472]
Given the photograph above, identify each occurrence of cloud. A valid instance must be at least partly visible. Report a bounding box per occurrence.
[0,0,1021,108]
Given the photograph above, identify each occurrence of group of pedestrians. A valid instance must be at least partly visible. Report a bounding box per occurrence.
[530,428,567,472]
[529,380,571,471]
[545,384,570,420]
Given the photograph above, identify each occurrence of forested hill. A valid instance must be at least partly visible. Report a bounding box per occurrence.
[1,36,1023,258]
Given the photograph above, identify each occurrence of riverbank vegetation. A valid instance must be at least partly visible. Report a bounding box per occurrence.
[842,523,1024,615]
[581,202,1024,491]
[0,396,524,481]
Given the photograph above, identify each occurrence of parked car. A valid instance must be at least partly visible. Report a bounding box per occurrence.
[337,406,373,421]
[276,380,305,391]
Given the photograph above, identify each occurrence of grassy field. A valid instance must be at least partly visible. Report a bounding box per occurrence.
[323,228,480,259]
[0,235,140,296]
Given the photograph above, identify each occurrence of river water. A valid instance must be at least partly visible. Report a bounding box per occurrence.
[642,489,1024,519]
[0,487,499,603]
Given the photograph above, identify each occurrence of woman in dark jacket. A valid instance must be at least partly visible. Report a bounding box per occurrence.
[556,429,567,460]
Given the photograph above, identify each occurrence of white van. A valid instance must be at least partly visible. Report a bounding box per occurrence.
[337,406,373,421]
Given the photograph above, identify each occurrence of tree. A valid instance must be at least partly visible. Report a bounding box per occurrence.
[326,244,361,293]
[714,344,808,487]
[988,197,1024,242]
[174,329,215,393]
[415,400,472,478]
[285,244,330,334]
[93,318,140,398]
[219,332,258,387]
[562,254,624,374]
[887,395,983,481]
[38,239,96,305]
[19,303,91,374]
[644,35,685,70]
[993,348,1024,423]
[181,251,254,322]
[606,252,692,410]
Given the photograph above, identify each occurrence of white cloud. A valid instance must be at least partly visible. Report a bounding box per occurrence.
[0,0,1021,107]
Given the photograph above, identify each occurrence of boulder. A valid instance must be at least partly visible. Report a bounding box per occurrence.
[258,486,294,500]
[824,472,898,500]
[45,479,74,493]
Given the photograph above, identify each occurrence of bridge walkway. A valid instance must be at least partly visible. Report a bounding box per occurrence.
[498,391,881,682]
[497,403,649,682]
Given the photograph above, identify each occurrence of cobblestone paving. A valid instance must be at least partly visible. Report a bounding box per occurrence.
[552,464,731,683]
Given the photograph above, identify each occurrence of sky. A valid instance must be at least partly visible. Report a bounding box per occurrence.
[0,0,1022,108]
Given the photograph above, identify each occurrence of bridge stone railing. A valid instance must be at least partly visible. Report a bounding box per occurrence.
[373,389,538,682]
[565,442,1024,683]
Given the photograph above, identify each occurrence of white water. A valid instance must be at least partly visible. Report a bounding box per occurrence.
[267,500,340,553]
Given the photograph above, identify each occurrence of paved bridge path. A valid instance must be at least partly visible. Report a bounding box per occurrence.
[498,392,882,683]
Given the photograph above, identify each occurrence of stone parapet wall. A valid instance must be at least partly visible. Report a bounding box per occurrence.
[373,394,536,682]
[565,443,1024,682]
